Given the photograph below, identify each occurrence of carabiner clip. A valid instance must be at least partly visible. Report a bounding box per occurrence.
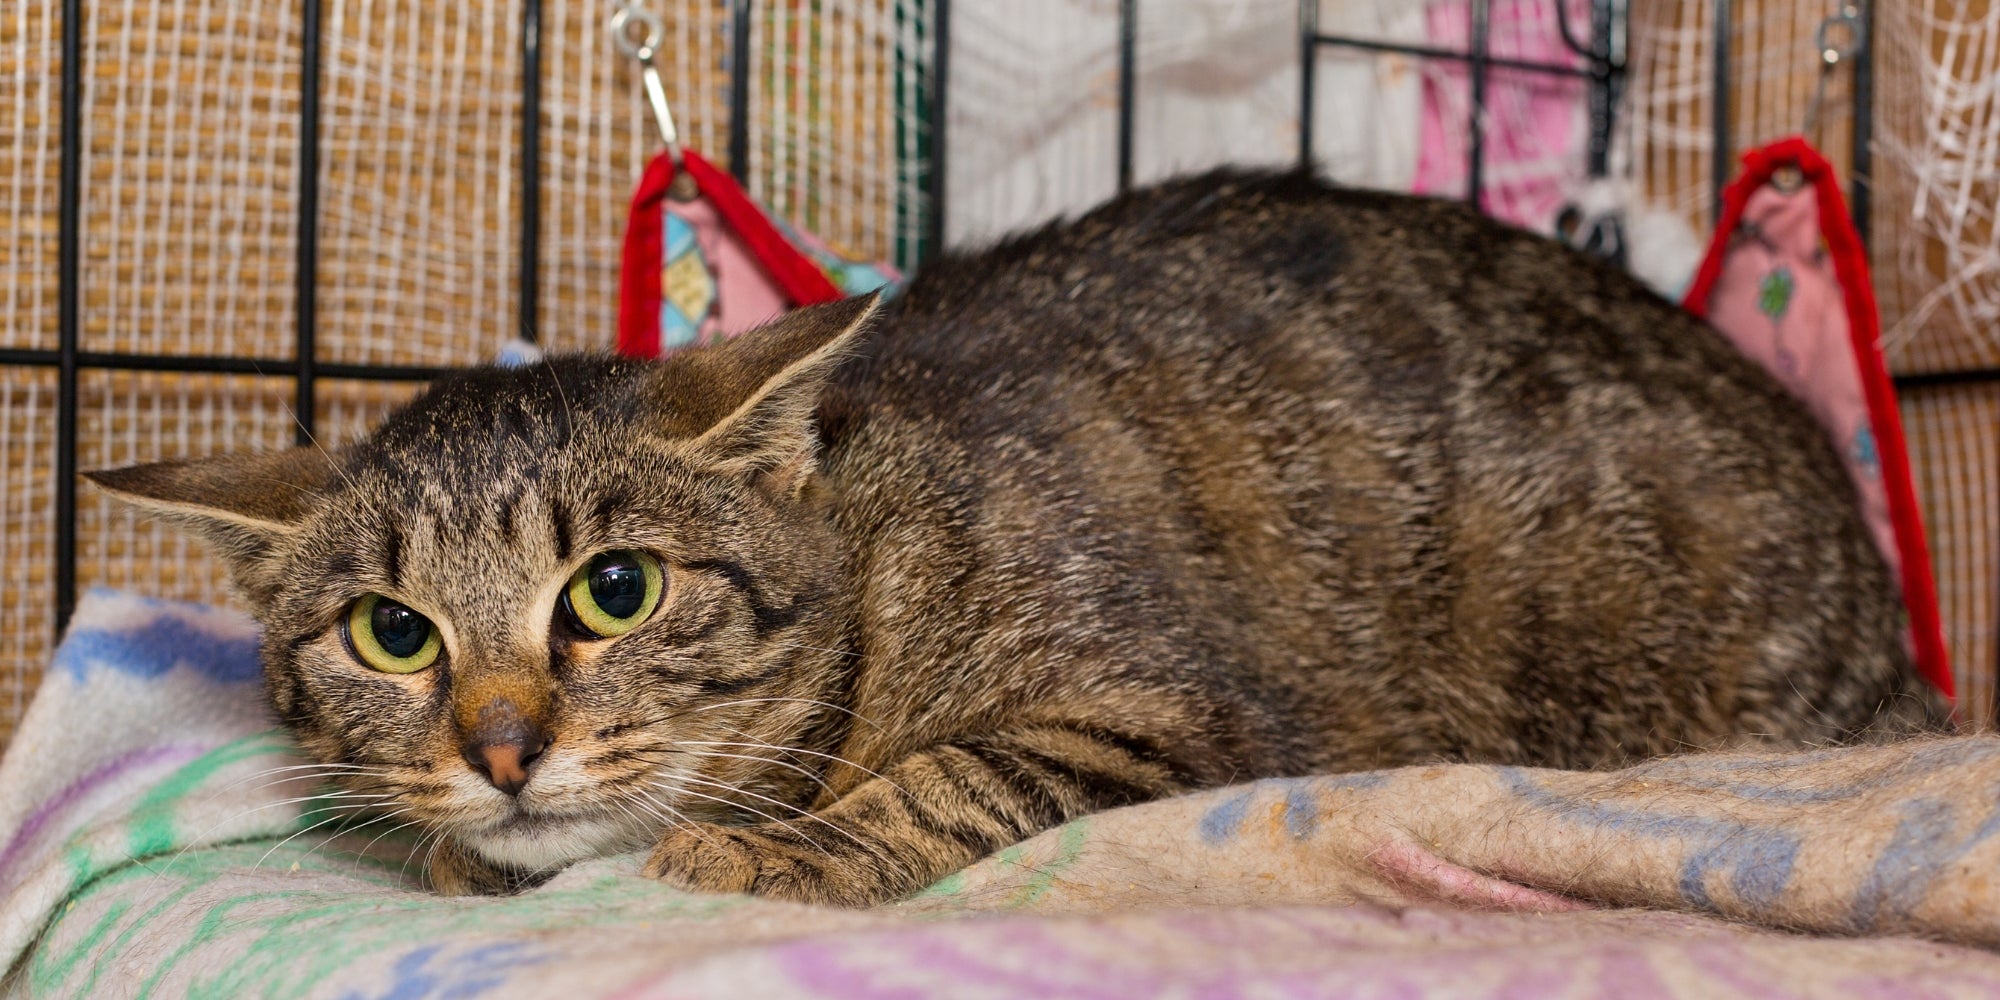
[612,5,680,158]
[1800,5,1866,143]
[612,4,697,200]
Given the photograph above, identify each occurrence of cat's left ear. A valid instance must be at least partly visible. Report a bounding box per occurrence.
[84,447,341,604]
[673,292,882,487]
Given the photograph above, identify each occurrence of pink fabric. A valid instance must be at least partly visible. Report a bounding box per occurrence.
[675,197,794,341]
[617,149,853,359]
[1701,183,1900,585]
[1413,0,1588,231]
[1684,138,1951,700]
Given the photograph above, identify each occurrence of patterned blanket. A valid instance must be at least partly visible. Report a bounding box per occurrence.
[6,589,2000,998]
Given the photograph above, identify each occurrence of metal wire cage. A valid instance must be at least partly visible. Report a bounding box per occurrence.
[0,0,947,744]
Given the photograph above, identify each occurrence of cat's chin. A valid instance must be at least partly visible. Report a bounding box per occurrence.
[457,810,633,871]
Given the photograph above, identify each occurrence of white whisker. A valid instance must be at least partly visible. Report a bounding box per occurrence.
[398,827,443,886]
[417,828,450,886]
[686,697,886,732]
[349,809,427,860]
[147,790,397,880]
[630,786,730,852]
[655,780,824,851]
[292,807,419,869]
[655,746,838,798]
[212,761,396,796]
[605,795,664,843]
[678,738,909,798]
[252,801,388,872]
[668,774,868,852]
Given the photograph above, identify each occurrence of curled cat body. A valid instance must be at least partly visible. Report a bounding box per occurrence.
[90,169,1944,906]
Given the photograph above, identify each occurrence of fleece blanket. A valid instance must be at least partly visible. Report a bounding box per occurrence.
[8,590,2000,998]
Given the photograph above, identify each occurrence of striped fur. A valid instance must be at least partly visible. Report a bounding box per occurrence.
[87,170,1944,906]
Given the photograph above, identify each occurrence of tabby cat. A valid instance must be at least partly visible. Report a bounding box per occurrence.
[89,170,1943,906]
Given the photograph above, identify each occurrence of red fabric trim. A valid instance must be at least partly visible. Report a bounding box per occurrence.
[616,151,676,359]
[615,150,845,360]
[680,151,844,307]
[1682,137,1954,702]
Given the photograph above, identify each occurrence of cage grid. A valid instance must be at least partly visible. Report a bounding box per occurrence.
[0,0,947,747]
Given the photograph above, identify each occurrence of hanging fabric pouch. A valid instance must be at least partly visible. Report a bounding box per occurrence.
[1683,136,1953,703]
[609,5,900,360]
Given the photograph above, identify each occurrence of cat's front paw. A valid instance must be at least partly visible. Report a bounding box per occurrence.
[424,836,552,896]
[425,836,514,895]
[643,823,890,907]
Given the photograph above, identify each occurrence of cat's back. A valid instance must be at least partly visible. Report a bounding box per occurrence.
[838,170,1797,452]
[820,169,1936,771]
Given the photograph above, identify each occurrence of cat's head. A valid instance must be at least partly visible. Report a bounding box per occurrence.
[86,295,880,876]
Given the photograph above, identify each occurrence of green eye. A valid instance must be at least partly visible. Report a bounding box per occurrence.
[345,594,442,674]
[563,550,664,639]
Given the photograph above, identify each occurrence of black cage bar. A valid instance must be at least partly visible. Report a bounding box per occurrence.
[1268,0,1995,396]
[32,1,950,633]
[1303,1,1630,202]
[53,0,84,636]
[294,0,324,447]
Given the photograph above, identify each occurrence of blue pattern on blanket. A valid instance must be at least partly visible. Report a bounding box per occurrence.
[340,942,551,1000]
[54,590,260,684]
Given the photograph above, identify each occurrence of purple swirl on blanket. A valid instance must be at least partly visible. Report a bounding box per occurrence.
[0,743,209,885]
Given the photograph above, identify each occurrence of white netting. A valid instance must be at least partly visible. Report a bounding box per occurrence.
[942,0,1133,243]
[1875,1,2000,373]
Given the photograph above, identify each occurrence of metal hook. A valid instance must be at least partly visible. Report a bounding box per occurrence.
[611,8,677,145]
[611,3,697,199]
[1801,5,1865,144]
[610,3,661,60]
[611,5,677,154]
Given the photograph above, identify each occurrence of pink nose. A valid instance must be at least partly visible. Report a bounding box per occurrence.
[461,700,549,796]
[477,743,534,796]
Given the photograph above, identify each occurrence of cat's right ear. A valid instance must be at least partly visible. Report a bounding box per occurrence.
[84,447,340,604]
[654,293,882,488]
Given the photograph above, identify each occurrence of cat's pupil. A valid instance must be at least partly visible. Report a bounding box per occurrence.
[588,556,646,619]
[370,600,429,658]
